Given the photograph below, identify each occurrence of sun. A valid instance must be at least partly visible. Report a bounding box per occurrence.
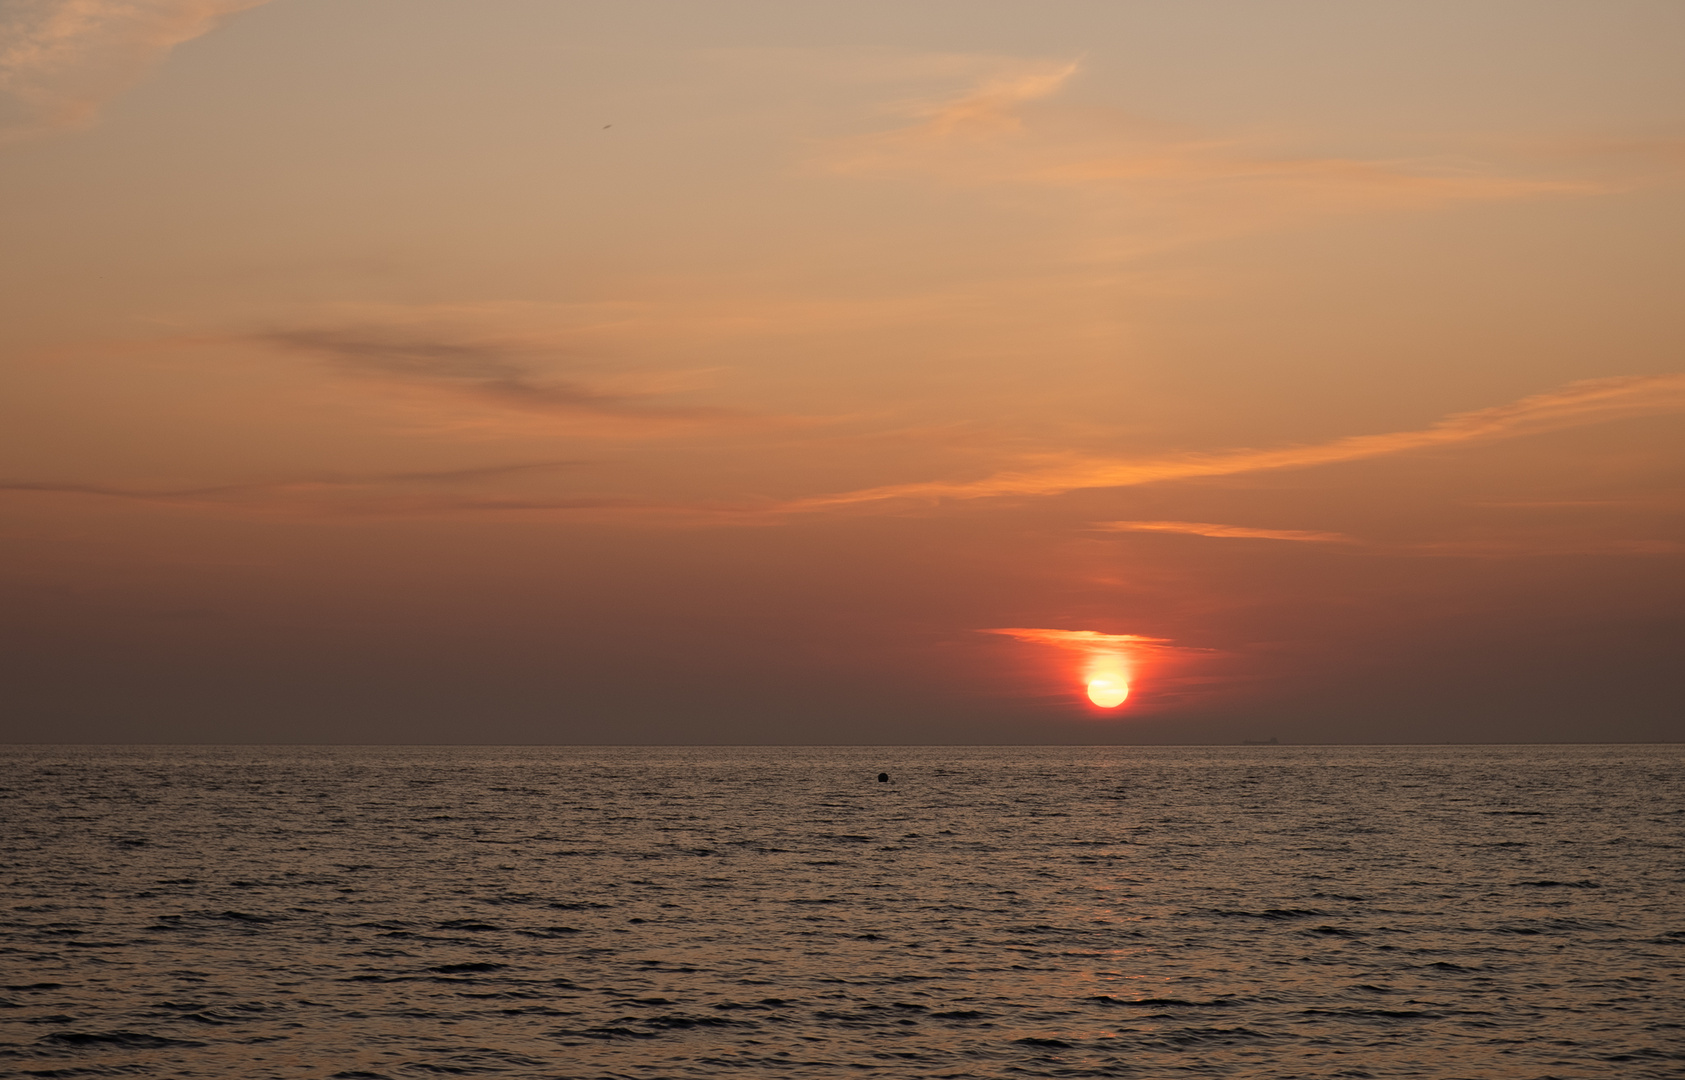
[1086,677,1129,708]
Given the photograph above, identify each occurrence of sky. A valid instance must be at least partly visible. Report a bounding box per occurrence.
[1,0,1682,745]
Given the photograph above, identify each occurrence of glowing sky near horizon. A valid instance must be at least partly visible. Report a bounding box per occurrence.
[1,1,1681,744]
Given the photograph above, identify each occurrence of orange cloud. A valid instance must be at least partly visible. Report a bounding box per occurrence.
[1096,520,1353,543]
[1094,521,1685,558]
[982,627,1170,653]
[912,60,1079,138]
[1024,145,1584,207]
[823,61,1596,249]
[782,374,1685,512]
[0,0,273,142]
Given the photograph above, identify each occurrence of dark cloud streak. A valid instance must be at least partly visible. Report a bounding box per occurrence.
[0,460,635,516]
[259,327,730,420]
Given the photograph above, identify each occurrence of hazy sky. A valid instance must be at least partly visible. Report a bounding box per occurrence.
[2,1,1681,744]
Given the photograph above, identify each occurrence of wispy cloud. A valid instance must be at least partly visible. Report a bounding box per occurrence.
[258,326,731,422]
[982,627,1171,654]
[910,60,1079,138]
[1095,519,1685,559]
[1380,537,1685,559]
[0,460,830,523]
[822,60,1595,247]
[0,0,272,143]
[0,461,644,517]
[1096,520,1354,543]
[1525,134,1685,186]
[781,374,1685,513]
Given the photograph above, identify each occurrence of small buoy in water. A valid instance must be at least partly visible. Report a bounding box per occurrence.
[877,772,889,783]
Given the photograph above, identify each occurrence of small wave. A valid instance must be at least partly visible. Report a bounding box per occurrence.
[1090,995,1232,1008]
[213,910,275,924]
[41,1031,206,1049]
[645,1014,755,1029]
[1300,1007,1438,1020]
[175,1010,241,1025]
[562,1025,658,1040]
[1147,1027,1274,1047]
[63,939,130,950]
[403,1048,551,1072]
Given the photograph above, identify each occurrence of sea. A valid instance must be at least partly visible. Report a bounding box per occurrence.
[1,744,1680,1079]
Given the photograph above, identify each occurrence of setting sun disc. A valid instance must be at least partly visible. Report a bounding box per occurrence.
[1086,678,1129,708]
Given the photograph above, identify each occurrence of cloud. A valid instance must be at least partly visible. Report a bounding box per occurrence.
[0,460,815,523]
[982,627,1171,654]
[1095,520,1354,543]
[1,460,583,495]
[0,0,272,142]
[258,326,731,422]
[1383,537,1685,560]
[1096,516,1685,560]
[822,60,1595,247]
[780,374,1685,513]
[911,60,1079,138]
[0,461,651,517]
[1526,134,1685,186]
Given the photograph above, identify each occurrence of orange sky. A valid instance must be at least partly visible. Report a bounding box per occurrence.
[2,1,1681,743]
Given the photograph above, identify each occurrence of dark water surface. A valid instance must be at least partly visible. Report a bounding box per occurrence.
[1,745,1681,1079]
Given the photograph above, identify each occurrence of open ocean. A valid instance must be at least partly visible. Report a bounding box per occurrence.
[1,744,1680,1079]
